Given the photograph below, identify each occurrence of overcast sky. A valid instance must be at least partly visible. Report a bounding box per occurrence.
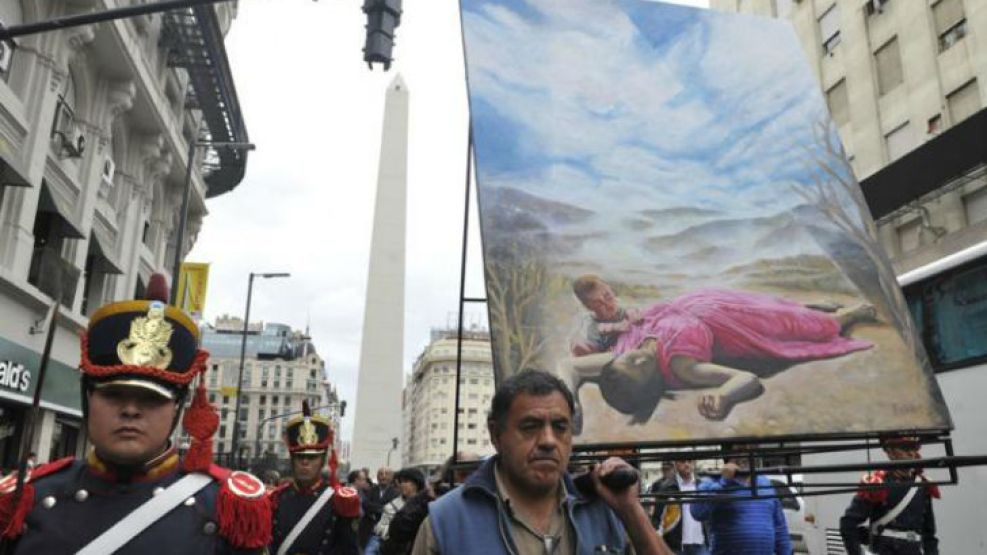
[188,0,710,443]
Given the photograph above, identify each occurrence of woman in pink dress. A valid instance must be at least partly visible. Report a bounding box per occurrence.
[569,276,876,422]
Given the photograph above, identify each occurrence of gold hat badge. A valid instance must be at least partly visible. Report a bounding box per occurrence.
[117,301,174,369]
[298,417,319,446]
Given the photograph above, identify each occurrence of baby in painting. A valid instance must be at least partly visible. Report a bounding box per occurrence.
[567,275,878,428]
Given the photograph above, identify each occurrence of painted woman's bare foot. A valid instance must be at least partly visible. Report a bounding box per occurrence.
[837,303,879,334]
[697,393,734,420]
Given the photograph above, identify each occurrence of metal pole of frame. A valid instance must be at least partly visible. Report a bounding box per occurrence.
[230,273,254,468]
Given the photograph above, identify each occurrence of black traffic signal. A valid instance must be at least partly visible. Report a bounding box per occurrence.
[362,0,402,70]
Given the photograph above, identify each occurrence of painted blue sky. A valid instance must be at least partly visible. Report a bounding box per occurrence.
[462,0,856,237]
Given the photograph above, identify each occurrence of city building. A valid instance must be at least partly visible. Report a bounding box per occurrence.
[712,2,987,552]
[352,74,409,471]
[710,0,987,273]
[199,316,337,472]
[0,2,247,468]
[402,328,496,474]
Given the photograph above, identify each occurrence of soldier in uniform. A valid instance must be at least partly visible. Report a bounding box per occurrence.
[269,401,360,555]
[0,274,272,554]
[839,436,939,555]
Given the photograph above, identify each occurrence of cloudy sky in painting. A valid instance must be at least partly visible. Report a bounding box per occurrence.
[461,0,848,274]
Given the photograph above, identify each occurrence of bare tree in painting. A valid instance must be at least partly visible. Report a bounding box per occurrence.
[789,116,922,359]
[485,252,550,383]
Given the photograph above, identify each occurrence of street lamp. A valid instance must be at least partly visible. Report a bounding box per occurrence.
[170,139,256,306]
[229,271,290,468]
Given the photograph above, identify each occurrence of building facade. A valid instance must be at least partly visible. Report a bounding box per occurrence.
[711,0,987,274]
[199,317,335,472]
[0,1,246,469]
[401,328,496,474]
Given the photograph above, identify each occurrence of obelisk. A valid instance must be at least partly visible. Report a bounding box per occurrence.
[351,74,408,472]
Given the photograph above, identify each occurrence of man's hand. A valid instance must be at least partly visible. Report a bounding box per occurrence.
[592,458,674,555]
[590,457,640,515]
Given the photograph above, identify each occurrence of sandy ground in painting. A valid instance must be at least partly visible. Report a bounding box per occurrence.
[571,293,949,444]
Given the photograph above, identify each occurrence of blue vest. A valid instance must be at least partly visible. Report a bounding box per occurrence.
[428,457,627,555]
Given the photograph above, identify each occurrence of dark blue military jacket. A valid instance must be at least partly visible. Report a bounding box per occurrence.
[3,452,264,554]
[270,480,358,555]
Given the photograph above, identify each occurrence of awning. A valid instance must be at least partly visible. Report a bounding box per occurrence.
[38,183,84,239]
[0,158,30,188]
[88,229,123,275]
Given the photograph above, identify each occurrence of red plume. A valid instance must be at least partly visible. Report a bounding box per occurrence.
[146,273,170,303]
[182,377,219,473]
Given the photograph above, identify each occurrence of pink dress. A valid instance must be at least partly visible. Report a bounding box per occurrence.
[612,289,873,388]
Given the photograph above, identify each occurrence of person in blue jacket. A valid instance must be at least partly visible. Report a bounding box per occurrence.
[690,451,793,555]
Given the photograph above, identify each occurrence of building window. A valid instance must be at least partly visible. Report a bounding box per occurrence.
[825,79,850,126]
[928,114,943,135]
[238,408,248,422]
[219,425,226,438]
[933,0,966,52]
[819,4,840,55]
[964,187,987,226]
[947,79,981,125]
[884,122,914,162]
[259,395,266,405]
[223,395,229,405]
[874,37,903,95]
[897,217,922,252]
[864,0,890,17]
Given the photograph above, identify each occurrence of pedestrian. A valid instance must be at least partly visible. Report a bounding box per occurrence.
[411,369,673,554]
[0,275,272,553]
[374,468,424,551]
[381,452,481,555]
[363,467,400,554]
[839,436,939,555]
[268,401,360,555]
[690,447,792,555]
[654,460,708,554]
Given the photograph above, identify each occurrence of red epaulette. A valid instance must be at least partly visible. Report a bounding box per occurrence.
[205,464,272,549]
[268,481,290,511]
[919,475,941,499]
[0,457,75,539]
[856,471,889,504]
[333,486,361,519]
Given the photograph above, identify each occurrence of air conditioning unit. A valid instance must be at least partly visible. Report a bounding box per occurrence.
[51,97,85,159]
[101,156,116,183]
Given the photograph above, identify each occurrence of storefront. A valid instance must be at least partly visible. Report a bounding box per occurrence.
[0,336,83,470]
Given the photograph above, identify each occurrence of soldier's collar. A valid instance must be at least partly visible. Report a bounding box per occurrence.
[86,444,180,483]
[291,477,324,495]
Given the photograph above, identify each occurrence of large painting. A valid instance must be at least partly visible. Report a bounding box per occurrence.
[462,0,952,444]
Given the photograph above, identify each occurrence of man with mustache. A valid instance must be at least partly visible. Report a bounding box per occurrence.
[411,369,673,554]
[0,274,271,553]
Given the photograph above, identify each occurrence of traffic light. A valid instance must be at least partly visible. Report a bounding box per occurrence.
[362,0,402,70]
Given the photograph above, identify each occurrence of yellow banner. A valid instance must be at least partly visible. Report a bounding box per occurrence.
[220,386,239,398]
[176,262,210,317]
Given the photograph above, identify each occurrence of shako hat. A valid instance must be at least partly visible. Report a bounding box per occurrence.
[284,400,333,455]
[81,273,205,399]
